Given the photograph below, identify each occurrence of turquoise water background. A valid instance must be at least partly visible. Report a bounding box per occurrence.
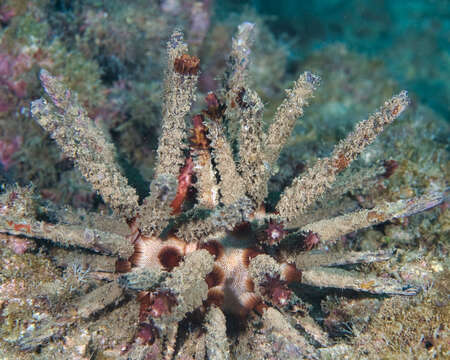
[222,0,449,121]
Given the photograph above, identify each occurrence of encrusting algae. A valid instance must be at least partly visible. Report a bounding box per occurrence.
[0,21,448,360]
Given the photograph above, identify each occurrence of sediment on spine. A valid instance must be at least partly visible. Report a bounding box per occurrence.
[261,308,318,358]
[249,254,282,287]
[237,88,267,206]
[191,115,219,209]
[224,24,321,207]
[193,151,219,209]
[301,267,418,296]
[299,190,446,245]
[205,306,230,360]
[76,282,124,319]
[225,22,256,103]
[264,71,320,166]
[141,30,199,234]
[0,215,134,258]
[249,254,300,284]
[118,267,168,291]
[224,23,271,206]
[176,197,254,242]
[154,29,199,179]
[154,250,214,329]
[292,250,394,270]
[276,91,410,222]
[207,118,246,205]
[31,70,139,219]
[138,173,177,236]
[241,72,320,207]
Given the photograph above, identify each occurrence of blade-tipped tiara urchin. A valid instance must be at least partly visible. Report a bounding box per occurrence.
[3,24,444,358]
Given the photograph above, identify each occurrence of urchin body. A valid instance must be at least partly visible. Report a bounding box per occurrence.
[2,24,443,358]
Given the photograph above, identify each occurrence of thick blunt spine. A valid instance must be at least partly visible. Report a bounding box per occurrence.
[264,71,320,166]
[300,190,446,245]
[139,30,199,234]
[154,29,199,178]
[276,91,410,222]
[31,70,139,218]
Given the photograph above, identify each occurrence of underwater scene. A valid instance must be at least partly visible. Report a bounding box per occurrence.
[0,0,448,359]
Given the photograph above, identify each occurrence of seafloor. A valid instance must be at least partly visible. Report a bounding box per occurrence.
[0,1,448,359]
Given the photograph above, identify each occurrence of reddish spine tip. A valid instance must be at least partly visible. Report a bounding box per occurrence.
[263,220,287,246]
[271,287,292,307]
[190,114,209,150]
[174,54,200,75]
[202,92,226,120]
[136,322,156,344]
[261,274,293,308]
[300,231,320,251]
[205,92,219,108]
[192,114,204,128]
[150,291,177,318]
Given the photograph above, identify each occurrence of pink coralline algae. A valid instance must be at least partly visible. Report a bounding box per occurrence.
[0,136,22,171]
[0,53,30,99]
[0,5,16,24]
